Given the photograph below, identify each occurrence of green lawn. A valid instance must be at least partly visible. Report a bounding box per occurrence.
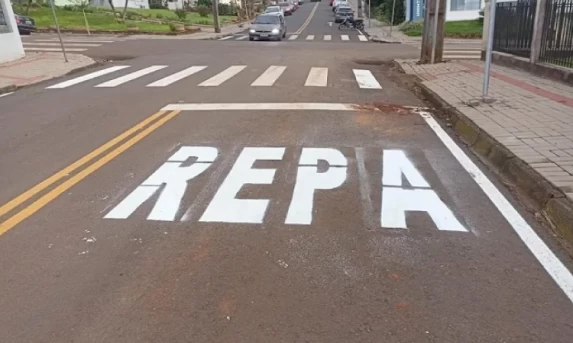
[400,20,483,38]
[129,8,236,25]
[20,7,236,32]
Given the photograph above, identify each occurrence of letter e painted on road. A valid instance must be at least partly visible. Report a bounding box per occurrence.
[104,146,218,221]
[199,147,285,224]
[285,148,347,225]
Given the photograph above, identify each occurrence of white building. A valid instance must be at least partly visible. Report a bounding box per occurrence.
[0,0,24,63]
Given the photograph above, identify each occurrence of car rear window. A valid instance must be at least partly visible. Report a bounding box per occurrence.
[338,8,352,12]
[254,15,280,24]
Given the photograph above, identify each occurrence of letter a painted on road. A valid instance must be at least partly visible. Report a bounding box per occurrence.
[105,146,218,221]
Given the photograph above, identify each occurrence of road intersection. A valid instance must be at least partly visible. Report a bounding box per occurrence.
[1,1,573,342]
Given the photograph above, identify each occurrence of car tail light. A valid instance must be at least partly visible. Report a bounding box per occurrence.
[15,17,21,24]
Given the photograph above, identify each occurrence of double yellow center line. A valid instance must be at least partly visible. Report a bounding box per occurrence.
[295,2,320,35]
[0,109,181,236]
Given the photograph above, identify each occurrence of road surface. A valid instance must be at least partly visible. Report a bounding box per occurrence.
[1,2,573,342]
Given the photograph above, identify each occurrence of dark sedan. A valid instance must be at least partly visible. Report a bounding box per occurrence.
[15,14,36,35]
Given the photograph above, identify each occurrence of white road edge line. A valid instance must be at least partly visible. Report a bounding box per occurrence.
[161,103,358,111]
[0,92,14,98]
[419,110,573,303]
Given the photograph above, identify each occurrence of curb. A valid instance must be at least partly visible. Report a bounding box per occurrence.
[0,60,101,95]
[393,61,573,251]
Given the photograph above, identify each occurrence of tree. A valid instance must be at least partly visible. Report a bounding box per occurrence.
[122,0,129,22]
[73,0,92,34]
[107,0,119,20]
[197,0,212,7]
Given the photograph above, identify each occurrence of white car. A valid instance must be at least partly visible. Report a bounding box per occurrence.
[332,0,348,11]
[264,5,285,19]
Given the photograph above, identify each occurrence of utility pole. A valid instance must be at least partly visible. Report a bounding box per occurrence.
[212,0,221,33]
[420,0,446,63]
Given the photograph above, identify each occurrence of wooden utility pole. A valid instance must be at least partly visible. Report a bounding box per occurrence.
[212,0,221,33]
[420,0,446,63]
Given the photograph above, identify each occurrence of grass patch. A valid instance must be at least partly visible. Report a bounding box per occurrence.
[22,7,235,32]
[400,20,483,38]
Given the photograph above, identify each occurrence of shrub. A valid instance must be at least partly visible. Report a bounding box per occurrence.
[155,13,164,19]
[478,9,484,24]
[149,0,167,9]
[197,5,210,17]
[399,20,424,36]
[169,23,179,32]
[175,8,187,20]
[62,5,75,11]
[197,0,212,7]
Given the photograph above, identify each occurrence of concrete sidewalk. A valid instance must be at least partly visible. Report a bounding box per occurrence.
[0,52,96,93]
[398,59,573,244]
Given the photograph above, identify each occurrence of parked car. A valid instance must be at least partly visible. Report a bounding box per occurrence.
[278,1,294,15]
[332,0,348,11]
[264,5,285,20]
[14,14,36,35]
[334,6,353,23]
[249,13,287,41]
[290,0,299,11]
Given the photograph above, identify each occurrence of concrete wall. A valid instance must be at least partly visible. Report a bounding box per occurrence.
[0,0,25,64]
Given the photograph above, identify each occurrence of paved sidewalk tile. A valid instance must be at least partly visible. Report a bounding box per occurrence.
[0,52,95,90]
[398,59,573,194]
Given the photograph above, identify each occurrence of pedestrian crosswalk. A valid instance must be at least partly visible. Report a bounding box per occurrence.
[22,38,117,53]
[46,64,383,90]
[221,34,369,42]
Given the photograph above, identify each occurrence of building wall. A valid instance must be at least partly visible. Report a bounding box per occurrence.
[446,0,483,21]
[0,0,25,64]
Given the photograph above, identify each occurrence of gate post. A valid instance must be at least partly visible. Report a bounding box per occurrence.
[530,0,547,64]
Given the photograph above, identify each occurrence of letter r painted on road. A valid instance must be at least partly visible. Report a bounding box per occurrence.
[104,146,218,221]
[199,147,286,224]
[285,148,347,225]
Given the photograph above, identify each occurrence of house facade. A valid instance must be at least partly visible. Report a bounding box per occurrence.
[0,0,24,64]
[405,0,485,22]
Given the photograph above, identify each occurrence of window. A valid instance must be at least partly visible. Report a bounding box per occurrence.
[0,0,13,34]
[450,0,481,11]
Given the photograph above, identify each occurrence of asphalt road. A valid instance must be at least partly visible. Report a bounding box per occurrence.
[2,5,573,343]
[228,1,367,42]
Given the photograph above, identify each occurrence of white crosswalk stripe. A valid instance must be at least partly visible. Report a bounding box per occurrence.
[305,67,328,87]
[199,65,246,86]
[306,35,315,40]
[22,38,117,53]
[358,35,368,41]
[324,35,332,41]
[353,69,382,89]
[45,65,385,90]
[218,36,234,40]
[251,66,287,86]
[23,42,101,47]
[146,66,207,87]
[23,48,88,52]
[47,66,131,89]
[236,35,248,40]
[341,35,350,41]
[95,66,167,88]
[34,39,115,43]
[289,34,299,40]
